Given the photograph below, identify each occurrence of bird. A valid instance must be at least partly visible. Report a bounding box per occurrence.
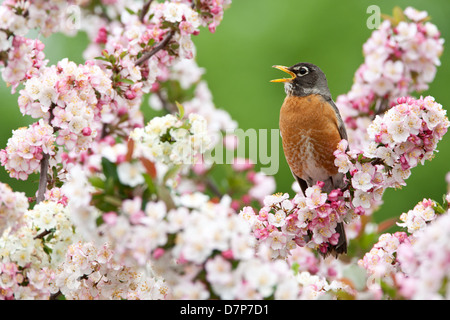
[271,62,348,257]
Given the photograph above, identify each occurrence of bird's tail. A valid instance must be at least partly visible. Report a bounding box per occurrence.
[295,175,348,258]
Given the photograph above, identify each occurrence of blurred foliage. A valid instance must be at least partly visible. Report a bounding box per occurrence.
[1,0,450,227]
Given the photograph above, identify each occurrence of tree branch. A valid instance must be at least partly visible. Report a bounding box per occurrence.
[36,153,50,204]
[34,228,52,240]
[140,0,153,23]
[135,30,175,66]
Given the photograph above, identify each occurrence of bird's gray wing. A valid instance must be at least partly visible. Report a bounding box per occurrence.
[326,97,348,143]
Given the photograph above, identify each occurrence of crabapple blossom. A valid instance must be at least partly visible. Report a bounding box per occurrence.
[1,200,76,269]
[130,113,211,166]
[0,182,29,235]
[0,198,79,299]
[17,58,115,150]
[395,212,450,299]
[0,0,86,37]
[334,96,449,215]
[0,120,55,181]
[397,198,438,233]
[1,36,47,93]
[360,194,450,299]
[358,231,410,285]
[240,187,357,258]
[54,241,166,300]
[336,6,444,151]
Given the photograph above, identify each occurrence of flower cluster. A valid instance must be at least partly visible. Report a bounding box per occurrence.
[194,0,232,33]
[0,120,55,181]
[358,231,410,283]
[53,241,167,300]
[19,58,113,140]
[0,36,47,93]
[359,195,450,299]
[82,0,232,101]
[156,196,304,300]
[63,167,298,300]
[334,96,449,212]
[0,182,28,235]
[367,96,449,164]
[0,201,75,269]
[397,198,438,233]
[0,261,55,300]
[0,0,83,38]
[240,187,357,258]
[336,6,444,150]
[2,1,450,301]
[131,113,211,166]
[201,255,296,299]
[395,212,450,299]
[0,200,76,299]
[0,0,87,92]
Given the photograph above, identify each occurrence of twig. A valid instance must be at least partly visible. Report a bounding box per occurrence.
[34,229,52,240]
[36,153,50,204]
[135,30,175,66]
[140,0,153,23]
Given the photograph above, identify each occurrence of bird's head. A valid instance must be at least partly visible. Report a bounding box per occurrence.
[271,62,331,98]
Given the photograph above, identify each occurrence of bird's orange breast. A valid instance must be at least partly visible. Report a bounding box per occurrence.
[279,94,342,181]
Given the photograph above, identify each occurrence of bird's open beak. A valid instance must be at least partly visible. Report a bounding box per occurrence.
[270,65,296,83]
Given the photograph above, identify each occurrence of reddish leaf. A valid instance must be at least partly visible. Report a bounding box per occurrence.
[140,157,157,178]
[126,138,134,162]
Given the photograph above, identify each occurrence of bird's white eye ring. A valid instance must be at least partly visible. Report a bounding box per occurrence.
[298,66,309,76]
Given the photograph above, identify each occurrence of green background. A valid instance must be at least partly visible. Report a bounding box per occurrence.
[1,0,449,225]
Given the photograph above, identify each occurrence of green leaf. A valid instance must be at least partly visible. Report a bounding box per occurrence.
[291,262,300,275]
[109,54,116,64]
[101,50,110,60]
[96,215,104,227]
[125,7,135,15]
[43,244,53,255]
[89,176,105,189]
[104,195,123,207]
[119,78,135,85]
[104,176,115,195]
[380,279,399,299]
[94,56,110,62]
[163,165,181,184]
[101,157,119,182]
[143,173,157,195]
[175,101,185,119]
[433,201,446,214]
[119,51,128,59]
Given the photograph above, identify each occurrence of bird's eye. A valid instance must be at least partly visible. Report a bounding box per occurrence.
[299,66,309,76]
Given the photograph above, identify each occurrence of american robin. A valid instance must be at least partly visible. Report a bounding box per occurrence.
[271,62,348,257]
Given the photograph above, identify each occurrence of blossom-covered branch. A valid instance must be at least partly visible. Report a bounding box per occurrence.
[0,3,449,301]
[336,6,444,152]
[241,96,448,259]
